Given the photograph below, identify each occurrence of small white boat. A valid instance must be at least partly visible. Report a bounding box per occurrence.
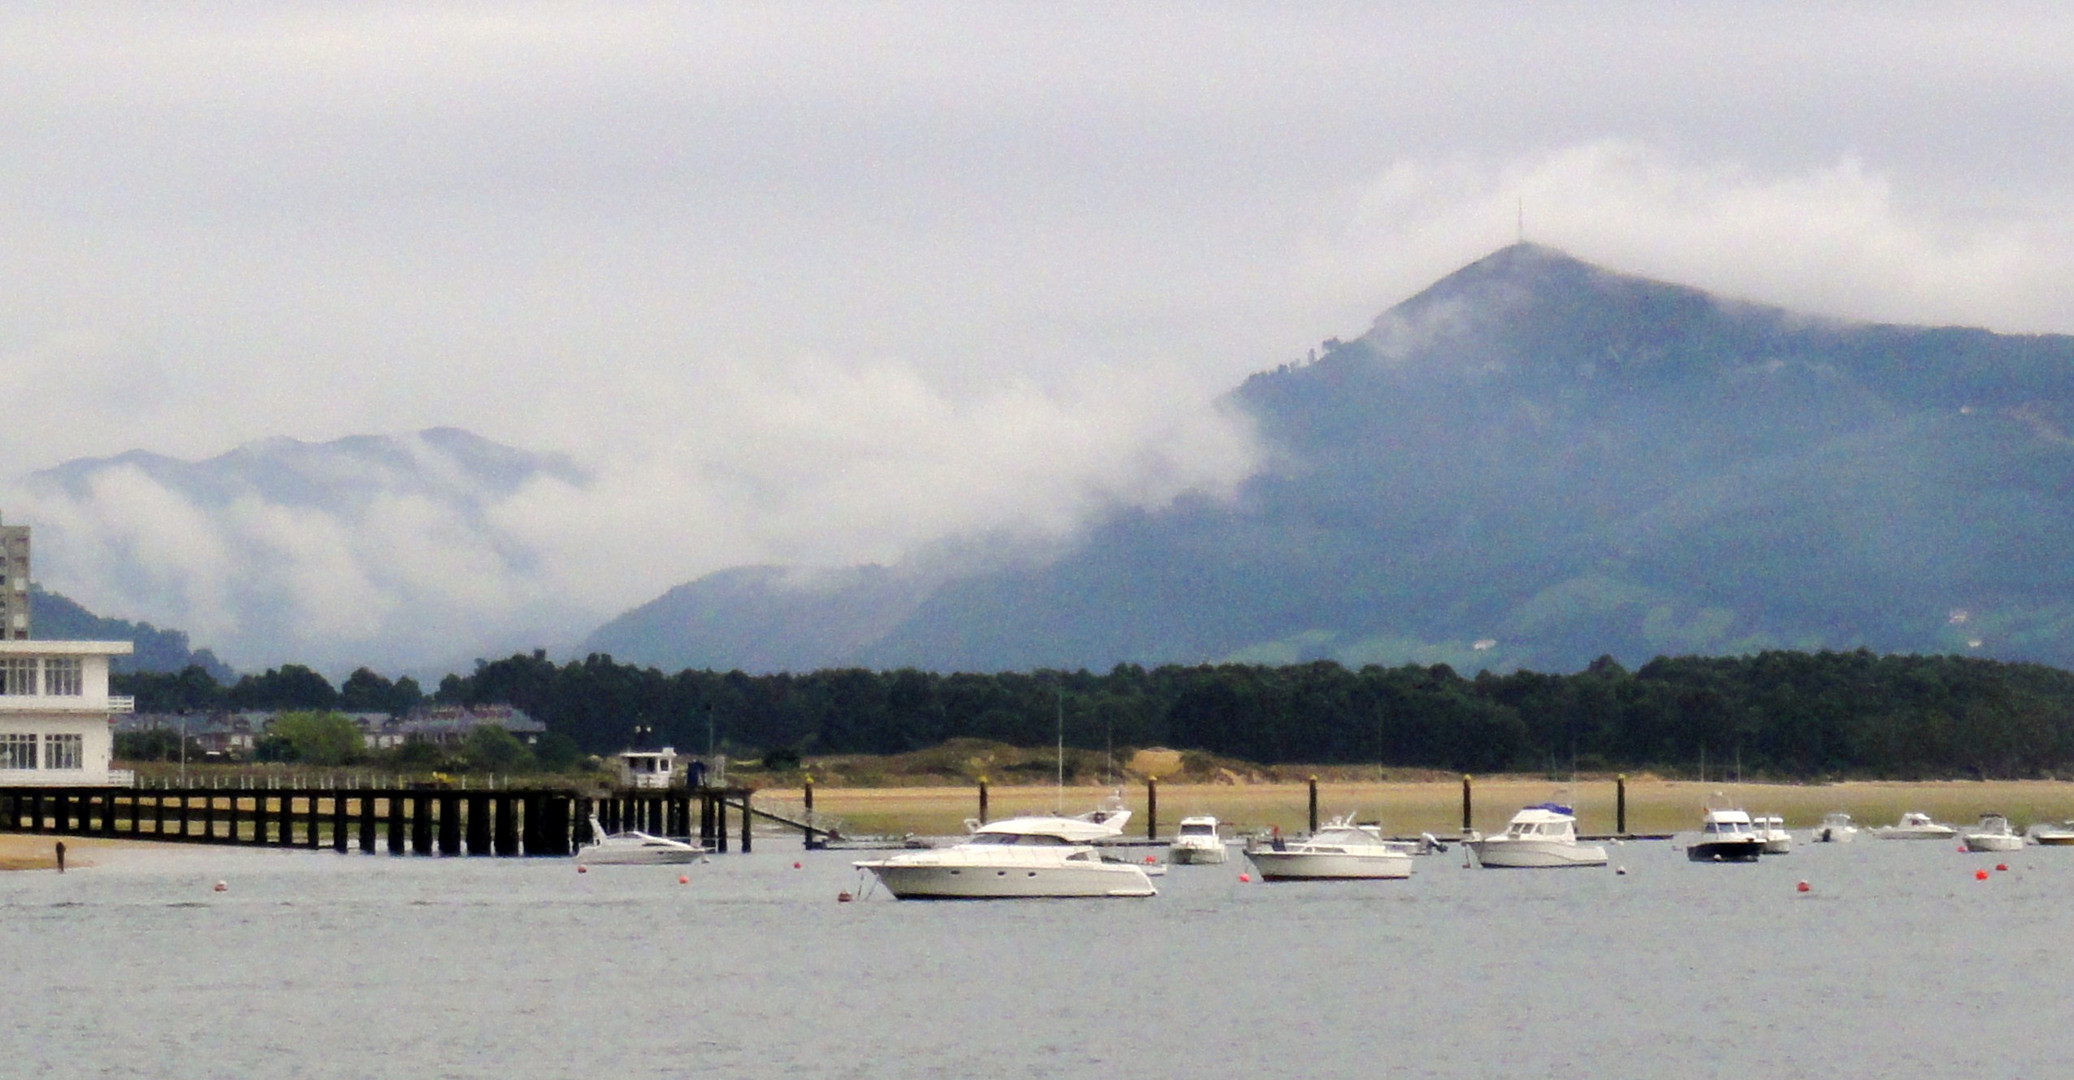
[852,804,1156,899]
[1812,812,1858,843]
[1871,811,1957,840]
[1466,803,1607,868]
[1754,814,1793,855]
[1244,815,1415,880]
[1167,815,1228,865]
[1961,813,2025,853]
[2030,821,2074,846]
[577,815,706,865]
[1688,805,1765,863]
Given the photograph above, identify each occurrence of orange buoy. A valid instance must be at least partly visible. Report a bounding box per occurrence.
[1796,880,1810,893]
[678,874,689,884]
[1238,873,1251,883]
[1996,863,2009,872]
[1144,855,1156,864]
[1975,869,1989,880]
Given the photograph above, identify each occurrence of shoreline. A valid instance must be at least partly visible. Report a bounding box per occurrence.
[755,777,2074,839]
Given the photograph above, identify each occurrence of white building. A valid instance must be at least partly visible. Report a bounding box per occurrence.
[0,640,135,786]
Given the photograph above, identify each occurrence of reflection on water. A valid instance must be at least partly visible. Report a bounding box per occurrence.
[0,837,2062,1078]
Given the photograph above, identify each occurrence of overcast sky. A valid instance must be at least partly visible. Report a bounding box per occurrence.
[5,4,2073,671]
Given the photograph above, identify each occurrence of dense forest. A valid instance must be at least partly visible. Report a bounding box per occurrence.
[115,649,2074,779]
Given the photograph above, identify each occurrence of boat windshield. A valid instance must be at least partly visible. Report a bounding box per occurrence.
[968,832,1071,846]
[1179,823,1216,837]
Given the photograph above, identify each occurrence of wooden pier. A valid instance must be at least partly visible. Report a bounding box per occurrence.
[0,785,760,856]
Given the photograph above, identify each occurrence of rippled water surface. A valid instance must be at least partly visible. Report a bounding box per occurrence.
[0,836,2063,1078]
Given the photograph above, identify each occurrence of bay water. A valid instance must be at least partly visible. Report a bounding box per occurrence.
[0,835,2060,1078]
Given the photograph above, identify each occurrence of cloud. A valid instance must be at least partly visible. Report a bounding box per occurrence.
[1329,143,2074,335]
[8,356,1259,675]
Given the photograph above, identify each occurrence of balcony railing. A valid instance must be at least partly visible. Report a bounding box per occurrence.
[107,695,135,714]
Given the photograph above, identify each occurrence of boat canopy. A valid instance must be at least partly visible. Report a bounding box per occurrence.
[1523,803,1574,815]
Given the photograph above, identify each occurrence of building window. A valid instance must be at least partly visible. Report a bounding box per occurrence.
[43,657,81,696]
[0,658,34,695]
[0,733,35,769]
[44,734,82,770]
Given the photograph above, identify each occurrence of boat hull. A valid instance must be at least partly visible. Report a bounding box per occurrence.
[1813,826,1857,843]
[850,854,1161,895]
[2033,831,2074,846]
[1467,839,1608,868]
[1963,833,2024,853]
[1687,839,1764,863]
[1873,827,1957,840]
[858,860,1157,899]
[1167,841,1228,865]
[1245,850,1412,880]
[577,845,700,865]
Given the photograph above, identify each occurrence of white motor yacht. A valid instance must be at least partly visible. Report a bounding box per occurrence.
[1812,812,1858,843]
[576,815,706,865]
[1688,806,1765,863]
[1871,811,1957,840]
[1243,815,1414,880]
[1961,813,2025,853]
[852,807,1156,899]
[1167,816,1228,865]
[1755,814,1793,855]
[2030,821,2074,846]
[1466,803,1607,868]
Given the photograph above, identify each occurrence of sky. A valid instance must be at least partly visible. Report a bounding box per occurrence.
[4,3,2074,674]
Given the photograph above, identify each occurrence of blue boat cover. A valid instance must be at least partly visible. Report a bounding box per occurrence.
[1524,803,1574,815]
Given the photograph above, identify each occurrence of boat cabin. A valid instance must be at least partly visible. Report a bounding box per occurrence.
[615,746,681,790]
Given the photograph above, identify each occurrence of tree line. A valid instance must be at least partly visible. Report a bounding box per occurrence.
[115,648,2074,779]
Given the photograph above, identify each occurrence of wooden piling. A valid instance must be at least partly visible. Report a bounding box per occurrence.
[1616,774,1628,836]
[715,795,728,853]
[1307,775,1319,834]
[1146,777,1158,840]
[522,794,544,855]
[740,793,752,853]
[802,775,817,849]
[410,794,433,855]
[1461,774,1473,835]
[253,792,271,846]
[493,794,518,856]
[977,777,989,826]
[438,795,461,856]
[387,794,407,854]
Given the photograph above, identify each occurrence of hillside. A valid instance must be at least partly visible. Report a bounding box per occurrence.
[586,244,2074,674]
[29,585,235,679]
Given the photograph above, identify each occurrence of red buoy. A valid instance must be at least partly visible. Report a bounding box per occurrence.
[793,862,802,869]
[1997,863,2009,872]
[837,891,853,903]
[1796,880,1810,893]
[1975,869,1990,881]
[1238,873,1251,883]
[1145,855,1156,864]
[678,875,689,884]
[576,865,587,874]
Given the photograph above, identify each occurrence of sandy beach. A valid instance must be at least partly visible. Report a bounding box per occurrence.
[758,776,2074,839]
[0,833,173,871]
